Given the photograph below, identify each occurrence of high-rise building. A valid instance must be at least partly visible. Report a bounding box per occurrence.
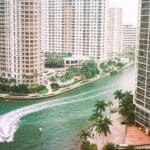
[122,25,137,52]
[108,8,122,59]
[48,0,108,62]
[134,0,150,130]
[0,0,49,85]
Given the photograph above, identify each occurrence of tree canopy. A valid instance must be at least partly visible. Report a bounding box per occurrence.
[114,90,135,123]
[95,117,112,137]
[81,61,99,79]
[80,130,91,141]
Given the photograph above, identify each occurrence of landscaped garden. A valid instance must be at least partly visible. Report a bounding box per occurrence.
[0,55,129,97]
[0,77,48,96]
[48,59,127,92]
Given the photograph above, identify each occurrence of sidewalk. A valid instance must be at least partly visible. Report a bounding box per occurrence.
[88,112,150,150]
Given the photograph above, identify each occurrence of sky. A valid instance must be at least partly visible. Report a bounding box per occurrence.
[110,0,139,27]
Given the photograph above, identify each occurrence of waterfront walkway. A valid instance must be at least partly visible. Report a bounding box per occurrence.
[0,72,106,101]
[89,113,126,150]
[0,63,133,101]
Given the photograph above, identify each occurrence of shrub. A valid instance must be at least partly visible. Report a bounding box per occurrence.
[124,146,135,150]
[110,70,117,76]
[29,85,46,93]
[107,60,116,66]
[81,141,98,150]
[81,61,99,79]
[51,83,59,91]
[102,143,116,150]
[11,84,29,94]
[0,85,11,93]
[117,62,124,68]
[36,85,46,92]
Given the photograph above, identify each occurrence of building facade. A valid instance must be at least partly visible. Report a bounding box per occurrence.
[48,0,108,62]
[108,8,122,59]
[134,0,150,130]
[122,25,137,52]
[0,0,49,85]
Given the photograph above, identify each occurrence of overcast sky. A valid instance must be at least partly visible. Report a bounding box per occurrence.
[110,0,139,27]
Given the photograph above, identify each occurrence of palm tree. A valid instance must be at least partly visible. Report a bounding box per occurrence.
[95,117,112,144]
[89,100,108,122]
[102,142,116,150]
[119,91,135,122]
[80,130,91,141]
[49,76,57,83]
[89,109,103,121]
[95,117,112,137]
[113,89,124,106]
[107,100,113,118]
[95,100,107,114]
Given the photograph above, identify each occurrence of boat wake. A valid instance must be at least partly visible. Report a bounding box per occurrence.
[0,89,114,143]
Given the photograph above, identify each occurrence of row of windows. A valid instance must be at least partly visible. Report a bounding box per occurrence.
[135,107,150,127]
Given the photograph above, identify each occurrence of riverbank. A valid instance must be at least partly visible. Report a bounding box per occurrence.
[0,63,134,101]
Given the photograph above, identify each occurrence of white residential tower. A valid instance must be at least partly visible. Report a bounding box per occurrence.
[108,8,122,58]
[48,0,108,62]
[0,0,49,85]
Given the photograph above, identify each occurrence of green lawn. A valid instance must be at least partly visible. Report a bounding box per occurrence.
[38,88,49,95]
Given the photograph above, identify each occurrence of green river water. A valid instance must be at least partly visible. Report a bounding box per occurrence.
[0,66,135,150]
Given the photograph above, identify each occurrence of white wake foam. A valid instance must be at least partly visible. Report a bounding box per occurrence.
[0,89,113,143]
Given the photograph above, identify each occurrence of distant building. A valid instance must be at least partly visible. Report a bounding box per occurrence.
[48,0,108,62]
[134,0,150,131]
[122,25,137,52]
[108,8,123,59]
[0,0,49,85]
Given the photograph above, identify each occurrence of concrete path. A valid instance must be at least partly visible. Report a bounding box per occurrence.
[89,113,126,150]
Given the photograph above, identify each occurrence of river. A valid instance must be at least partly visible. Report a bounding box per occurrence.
[0,66,135,150]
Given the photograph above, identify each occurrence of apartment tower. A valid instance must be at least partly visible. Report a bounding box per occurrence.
[0,0,48,85]
[108,8,122,59]
[48,0,108,62]
[122,25,137,52]
[134,0,150,130]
